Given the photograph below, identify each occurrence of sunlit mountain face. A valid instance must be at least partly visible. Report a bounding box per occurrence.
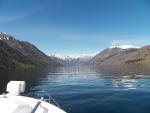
[87,45,141,65]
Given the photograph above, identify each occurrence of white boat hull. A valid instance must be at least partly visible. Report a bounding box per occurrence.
[0,94,66,113]
[1,81,66,113]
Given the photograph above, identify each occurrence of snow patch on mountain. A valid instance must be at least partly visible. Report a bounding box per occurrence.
[0,32,12,40]
[50,54,94,66]
[51,54,93,61]
[0,32,8,35]
[109,45,140,49]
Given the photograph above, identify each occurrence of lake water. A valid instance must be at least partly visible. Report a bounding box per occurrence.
[1,65,150,113]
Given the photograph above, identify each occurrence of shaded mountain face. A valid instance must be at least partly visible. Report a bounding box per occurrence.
[88,45,140,65]
[50,55,93,66]
[0,32,60,68]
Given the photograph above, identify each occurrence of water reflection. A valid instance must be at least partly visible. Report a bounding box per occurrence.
[95,64,150,76]
[1,65,150,93]
[29,65,150,94]
[46,66,99,85]
[1,65,150,113]
[94,64,150,91]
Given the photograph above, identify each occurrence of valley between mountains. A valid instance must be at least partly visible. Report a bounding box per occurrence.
[51,45,150,66]
[1,32,150,69]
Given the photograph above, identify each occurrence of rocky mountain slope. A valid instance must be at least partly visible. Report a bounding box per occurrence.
[102,45,150,65]
[88,45,140,65]
[50,54,93,66]
[0,32,60,68]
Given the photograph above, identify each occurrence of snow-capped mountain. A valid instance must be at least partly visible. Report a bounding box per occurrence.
[50,54,93,66]
[51,54,92,60]
[88,45,140,65]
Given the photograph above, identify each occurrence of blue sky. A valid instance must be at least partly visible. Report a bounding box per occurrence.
[0,0,150,55]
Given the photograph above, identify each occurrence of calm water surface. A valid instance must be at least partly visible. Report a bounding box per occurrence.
[1,65,150,113]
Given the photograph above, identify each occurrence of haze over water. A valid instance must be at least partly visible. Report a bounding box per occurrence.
[1,65,150,113]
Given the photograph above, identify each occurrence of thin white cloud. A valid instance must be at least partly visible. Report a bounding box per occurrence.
[0,14,26,23]
[61,34,108,42]
[17,25,108,42]
[111,39,149,47]
[0,7,43,24]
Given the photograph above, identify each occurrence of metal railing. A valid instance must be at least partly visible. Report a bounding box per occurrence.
[30,90,60,113]
[37,90,60,108]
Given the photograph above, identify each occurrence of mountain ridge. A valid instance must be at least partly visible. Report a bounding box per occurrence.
[50,54,93,66]
[87,45,150,65]
[88,45,141,65]
[1,32,149,67]
[0,32,61,68]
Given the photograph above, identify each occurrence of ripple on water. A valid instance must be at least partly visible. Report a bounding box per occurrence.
[29,66,150,113]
